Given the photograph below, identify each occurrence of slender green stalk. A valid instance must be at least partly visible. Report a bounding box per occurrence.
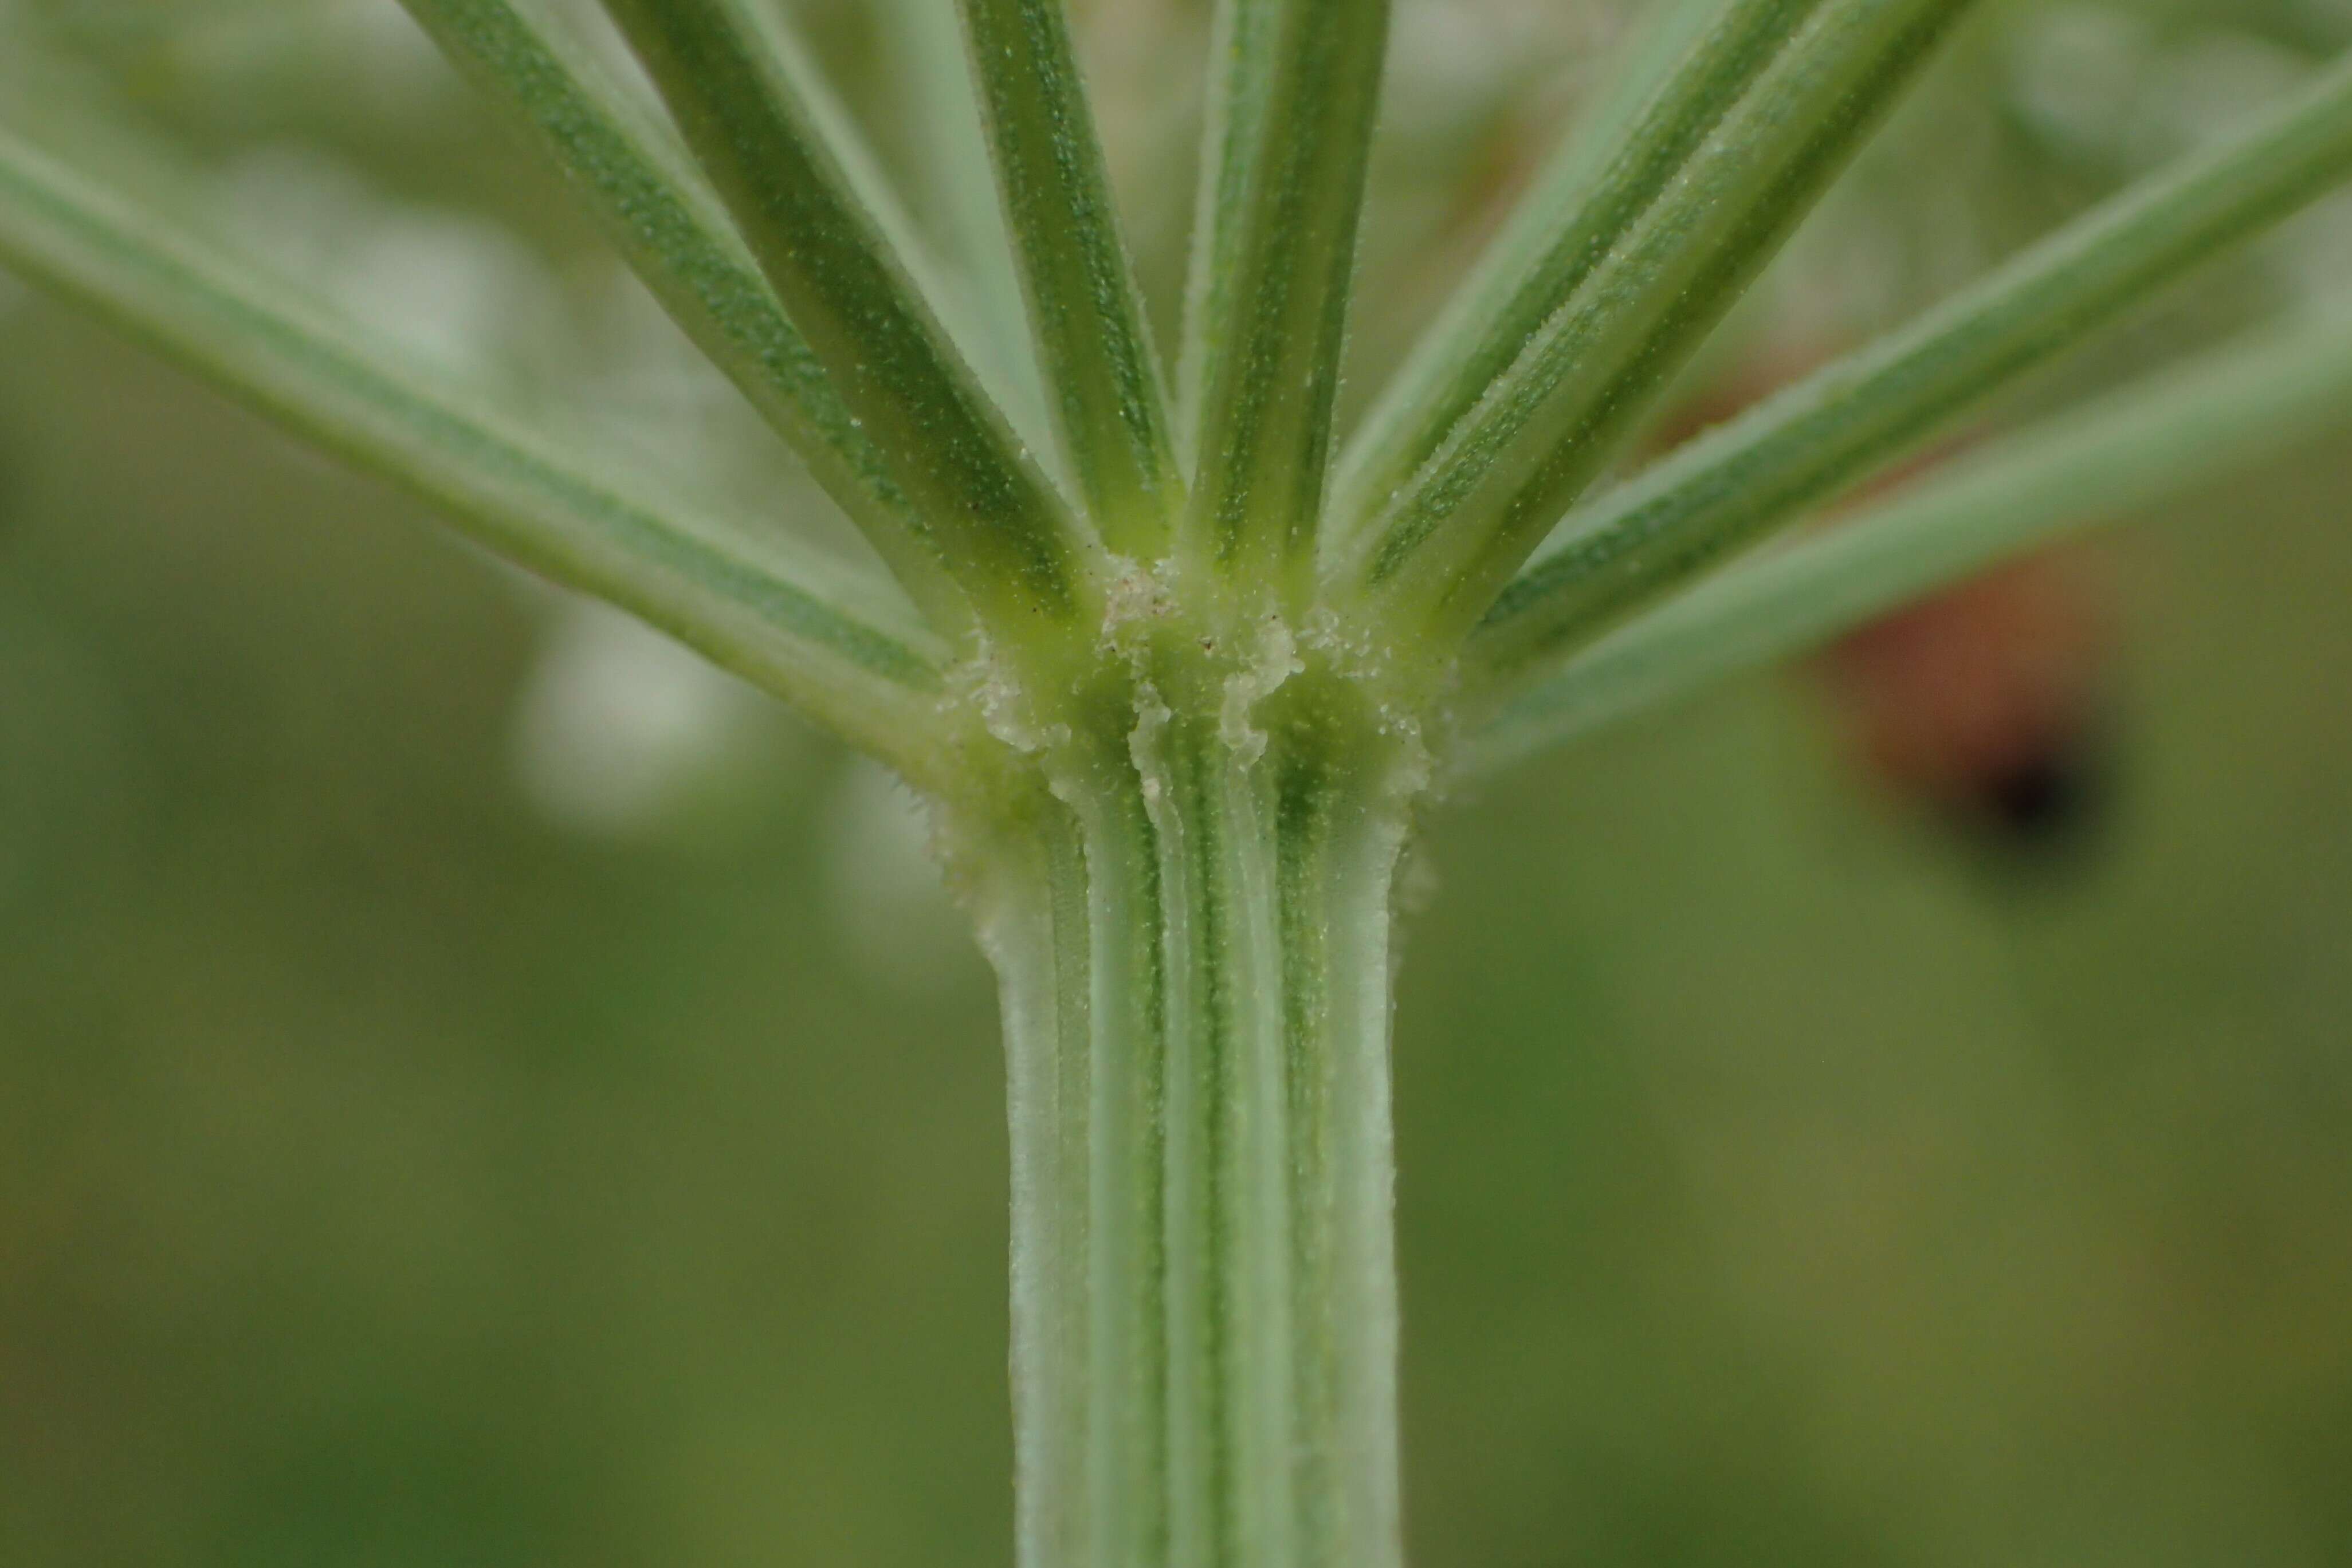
[1176,0,1279,468]
[785,2,1063,481]
[0,123,957,785]
[1472,49,2352,695]
[963,661,1418,1568]
[1331,0,1769,536]
[874,0,1061,473]
[1343,0,1979,643]
[597,0,1097,642]
[396,0,984,634]
[1463,308,2352,776]
[1184,0,1392,606]
[957,0,1182,554]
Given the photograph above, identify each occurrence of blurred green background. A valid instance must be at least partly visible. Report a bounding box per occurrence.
[4,1,2351,1563]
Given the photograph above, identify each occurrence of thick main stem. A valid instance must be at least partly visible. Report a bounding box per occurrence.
[968,677,1418,1568]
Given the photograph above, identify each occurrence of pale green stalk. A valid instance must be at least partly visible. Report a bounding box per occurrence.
[0,122,955,787]
[1184,0,1392,606]
[1463,309,2352,776]
[396,0,984,634]
[596,0,1097,641]
[1331,0,1759,535]
[874,0,1061,468]
[1176,0,1279,467]
[957,0,1183,553]
[748,2,1062,479]
[1344,0,1980,643]
[964,664,1418,1568]
[1471,49,2352,697]
[856,0,1058,493]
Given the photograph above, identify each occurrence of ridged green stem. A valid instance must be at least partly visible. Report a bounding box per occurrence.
[1344,0,1979,639]
[598,0,1097,642]
[0,121,958,787]
[1471,48,2352,693]
[1460,307,2352,775]
[1184,0,1392,603]
[966,673,1416,1568]
[956,0,1184,551]
[1332,0,1777,535]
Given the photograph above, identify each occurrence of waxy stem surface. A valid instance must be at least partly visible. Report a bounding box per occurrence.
[945,600,1433,1568]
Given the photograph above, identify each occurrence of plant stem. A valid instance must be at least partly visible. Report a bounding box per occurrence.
[956,0,1184,550]
[1184,0,1392,602]
[1469,48,2352,695]
[599,0,1097,643]
[1342,0,1978,639]
[0,121,960,787]
[964,670,1418,1568]
[1460,307,2352,776]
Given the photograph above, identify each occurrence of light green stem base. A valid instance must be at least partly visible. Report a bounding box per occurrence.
[965,667,1419,1568]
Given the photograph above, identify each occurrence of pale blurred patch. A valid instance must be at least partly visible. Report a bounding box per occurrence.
[2007,5,2161,167]
[326,0,457,116]
[213,143,556,384]
[509,598,768,838]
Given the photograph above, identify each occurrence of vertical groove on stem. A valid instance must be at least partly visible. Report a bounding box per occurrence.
[1137,707,1220,1565]
[1079,775,1172,1568]
[1277,761,1338,1558]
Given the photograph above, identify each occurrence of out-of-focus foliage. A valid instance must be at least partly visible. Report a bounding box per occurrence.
[2,2,2350,1564]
